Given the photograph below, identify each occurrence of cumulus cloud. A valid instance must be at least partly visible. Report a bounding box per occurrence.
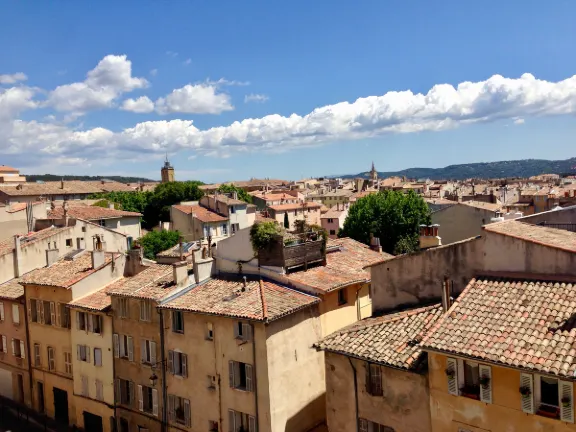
[0,86,37,120]
[0,72,28,85]
[48,55,148,113]
[3,72,576,168]
[121,96,155,113]
[244,93,269,103]
[155,84,233,115]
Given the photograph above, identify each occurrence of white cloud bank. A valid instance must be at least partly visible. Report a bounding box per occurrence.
[121,96,155,113]
[244,93,269,103]
[2,68,576,168]
[0,72,28,85]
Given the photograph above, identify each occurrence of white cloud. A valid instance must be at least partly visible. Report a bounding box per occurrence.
[206,78,250,87]
[0,86,37,120]
[48,55,148,113]
[183,58,192,66]
[244,93,269,103]
[3,72,576,168]
[514,118,525,125]
[155,84,233,115]
[0,73,28,85]
[121,96,155,113]
[150,69,158,77]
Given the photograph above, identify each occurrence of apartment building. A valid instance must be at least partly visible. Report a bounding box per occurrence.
[266,202,322,230]
[0,201,47,241]
[158,276,323,432]
[199,193,256,232]
[320,204,349,239]
[171,204,230,243]
[22,248,123,427]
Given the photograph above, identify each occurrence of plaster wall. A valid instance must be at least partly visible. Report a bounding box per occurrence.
[431,204,495,245]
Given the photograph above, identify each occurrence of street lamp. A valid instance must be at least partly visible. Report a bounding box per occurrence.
[148,358,168,386]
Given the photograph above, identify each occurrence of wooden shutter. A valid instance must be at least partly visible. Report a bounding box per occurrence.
[77,345,81,361]
[55,304,61,327]
[0,302,4,321]
[234,323,240,339]
[49,302,56,326]
[359,419,368,432]
[27,300,32,321]
[168,350,174,374]
[140,339,146,363]
[86,346,90,364]
[560,380,574,423]
[168,394,175,422]
[152,388,159,416]
[1,336,6,353]
[128,381,134,406]
[113,334,119,358]
[181,353,188,377]
[228,409,235,432]
[127,336,134,361]
[479,364,492,404]
[39,300,44,324]
[20,340,25,359]
[184,398,191,427]
[12,304,19,324]
[446,358,459,395]
[249,415,257,432]
[11,338,15,356]
[370,364,382,396]
[150,341,157,365]
[246,364,254,392]
[520,373,534,414]
[137,385,143,411]
[229,361,235,388]
[243,323,252,342]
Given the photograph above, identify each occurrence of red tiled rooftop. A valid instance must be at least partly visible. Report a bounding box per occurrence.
[269,202,322,212]
[160,277,319,322]
[106,264,176,301]
[316,304,442,369]
[68,287,112,312]
[48,206,141,220]
[0,276,27,299]
[484,220,576,253]
[172,205,228,223]
[0,226,72,257]
[286,238,391,292]
[422,277,576,378]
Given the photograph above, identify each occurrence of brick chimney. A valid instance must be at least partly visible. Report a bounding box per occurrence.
[419,224,442,250]
[125,247,145,276]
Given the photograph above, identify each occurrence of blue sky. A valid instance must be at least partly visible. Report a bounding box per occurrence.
[1,0,575,182]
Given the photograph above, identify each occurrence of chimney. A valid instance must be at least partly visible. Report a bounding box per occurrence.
[108,202,115,210]
[91,235,105,269]
[173,261,189,287]
[60,178,64,189]
[125,247,145,277]
[63,201,69,226]
[419,224,442,250]
[179,239,184,261]
[241,276,248,292]
[369,235,382,253]
[13,235,22,277]
[441,276,452,312]
[46,244,59,267]
[233,191,238,201]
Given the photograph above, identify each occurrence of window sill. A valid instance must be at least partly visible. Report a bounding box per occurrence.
[460,392,480,401]
[536,406,560,420]
[232,386,251,393]
[172,330,184,335]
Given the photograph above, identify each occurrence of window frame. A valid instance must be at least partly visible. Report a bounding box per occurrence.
[172,311,184,334]
[338,288,348,306]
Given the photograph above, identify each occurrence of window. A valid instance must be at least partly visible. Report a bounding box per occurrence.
[294,210,297,216]
[77,345,90,363]
[60,304,70,328]
[47,347,55,371]
[64,352,72,374]
[359,419,395,432]
[140,300,151,322]
[91,314,102,334]
[12,339,25,359]
[119,418,129,432]
[141,340,156,365]
[540,376,559,410]
[81,375,89,397]
[43,301,55,325]
[234,322,252,342]
[230,206,236,214]
[138,385,158,416]
[118,298,129,318]
[30,299,38,322]
[172,311,184,333]
[206,322,214,340]
[168,350,188,377]
[0,335,6,353]
[12,304,19,325]
[329,230,336,236]
[338,288,348,306]
[366,363,382,396]
[0,302,3,321]
[461,361,480,399]
[34,343,41,367]
[95,380,104,401]
[222,224,228,235]
[117,379,133,406]
[114,334,134,361]
[98,219,106,227]
[168,395,191,426]
[66,238,73,247]
[204,226,212,238]
[78,311,86,330]
[229,361,254,392]
[228,410,256,432]
[94,348,102,367]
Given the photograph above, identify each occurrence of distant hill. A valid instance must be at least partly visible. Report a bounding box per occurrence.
[24,174,155,183]
[342,157,576,181]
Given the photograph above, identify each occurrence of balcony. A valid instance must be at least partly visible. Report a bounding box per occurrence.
[257,233,325,270]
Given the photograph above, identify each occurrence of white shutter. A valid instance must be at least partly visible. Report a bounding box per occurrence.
[140,339,146,363]
[246,364,254,392]
[243,323,252,341]
[150,341,157,365]
[88,314,94,333]
[181,353,187,378]
[184,398,191,427]
[249,415,257,432]
[55,304,61,327]
[127,336,134,361]
[137,385,143,411]
[0,302,4,321]
[1,336,6,353]
[229,361,235,388]
[168,350,174,374]
[446,358,459,395]
[94,348,102,367]
[49,302,56,326]
[479,364,492,404]
[20,340,25,359]
[113,334,119,358]
[12,304,19,324]
[37,300,43,324]
[152,388,159,416]
[560,380,574,423]
[11,339,15,356]
[76,311,81,329]
[168,394,175,422]
[228,409,235,432]
[520,373,534,414]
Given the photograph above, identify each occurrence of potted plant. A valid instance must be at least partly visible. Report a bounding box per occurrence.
[479,375,490,389]
[519,386,531,398]
[445,367,455,379]
[562,396,571,408]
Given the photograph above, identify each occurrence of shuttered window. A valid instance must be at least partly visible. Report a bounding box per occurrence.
[168,350,187,377]
[168,394,191,427]
[234,322,252,342]
[560,380,574,423]
[138,385,158,416]
[446,358,459,396]
[47,347,55,371]
[0,302,4,321]
[117,378,133,406]
[95,380,104,401]
[12,304,20,325]
[228,409,256,432]
[34,343,41,367]
[478,365,492,404]
[141,339,156,365]
[229,361,254,392]
[64,352,72,374]
[520,373,534,414]
[359,419,395,432]
[81,375,89,397]
[115,334,133,361]
[366,363,383,396]
[140,300,151,322]
[94,348,103,367]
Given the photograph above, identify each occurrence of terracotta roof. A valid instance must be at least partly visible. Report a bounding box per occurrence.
[47,206,141,220]
[422,277,576,378]
[68,287,111,311]
[461,201,501,212]
[255,193,298,201]
[21,252,116,288]
[255,213,277,223]
[157,242,199,258]
[316,304,443,369]
[0,276,26,299]
[0,180,134,197]
[106,264,176,301]
[286,238,391,293]
[0,226,72,257]
[172,205,228,223]
[321,205,348,219]
[269,202,323,212]
[5,202,43,213]
[484,220,576,253]
[160,277,319,322]
[0,165,19,173]
[212,195,246,206]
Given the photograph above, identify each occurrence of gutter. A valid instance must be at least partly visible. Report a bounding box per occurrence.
[23,294,34,408]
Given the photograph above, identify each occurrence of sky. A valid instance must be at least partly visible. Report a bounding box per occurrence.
[1,0,576,183]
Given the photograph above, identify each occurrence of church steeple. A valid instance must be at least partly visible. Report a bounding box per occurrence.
[369,161,377,181]
[161,154,175,183]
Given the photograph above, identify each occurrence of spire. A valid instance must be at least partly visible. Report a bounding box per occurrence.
[371,161,375,172]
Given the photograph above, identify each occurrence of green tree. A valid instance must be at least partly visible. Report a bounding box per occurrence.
[89,191,151,214]
[135,230,181,260]
[340,190,431,255]
[283,212,290,229]
[217,184,253,203]
[143,181,204,229]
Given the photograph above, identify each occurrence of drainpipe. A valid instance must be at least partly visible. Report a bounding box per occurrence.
[23,294,33,408]
[347,357,359,432]
[158,308,168,432]
[252,323,260,431]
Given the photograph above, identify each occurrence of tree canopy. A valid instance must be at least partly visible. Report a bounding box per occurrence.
[135,230,181,260]
[217,184,253,203]
[339,190,431,255]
